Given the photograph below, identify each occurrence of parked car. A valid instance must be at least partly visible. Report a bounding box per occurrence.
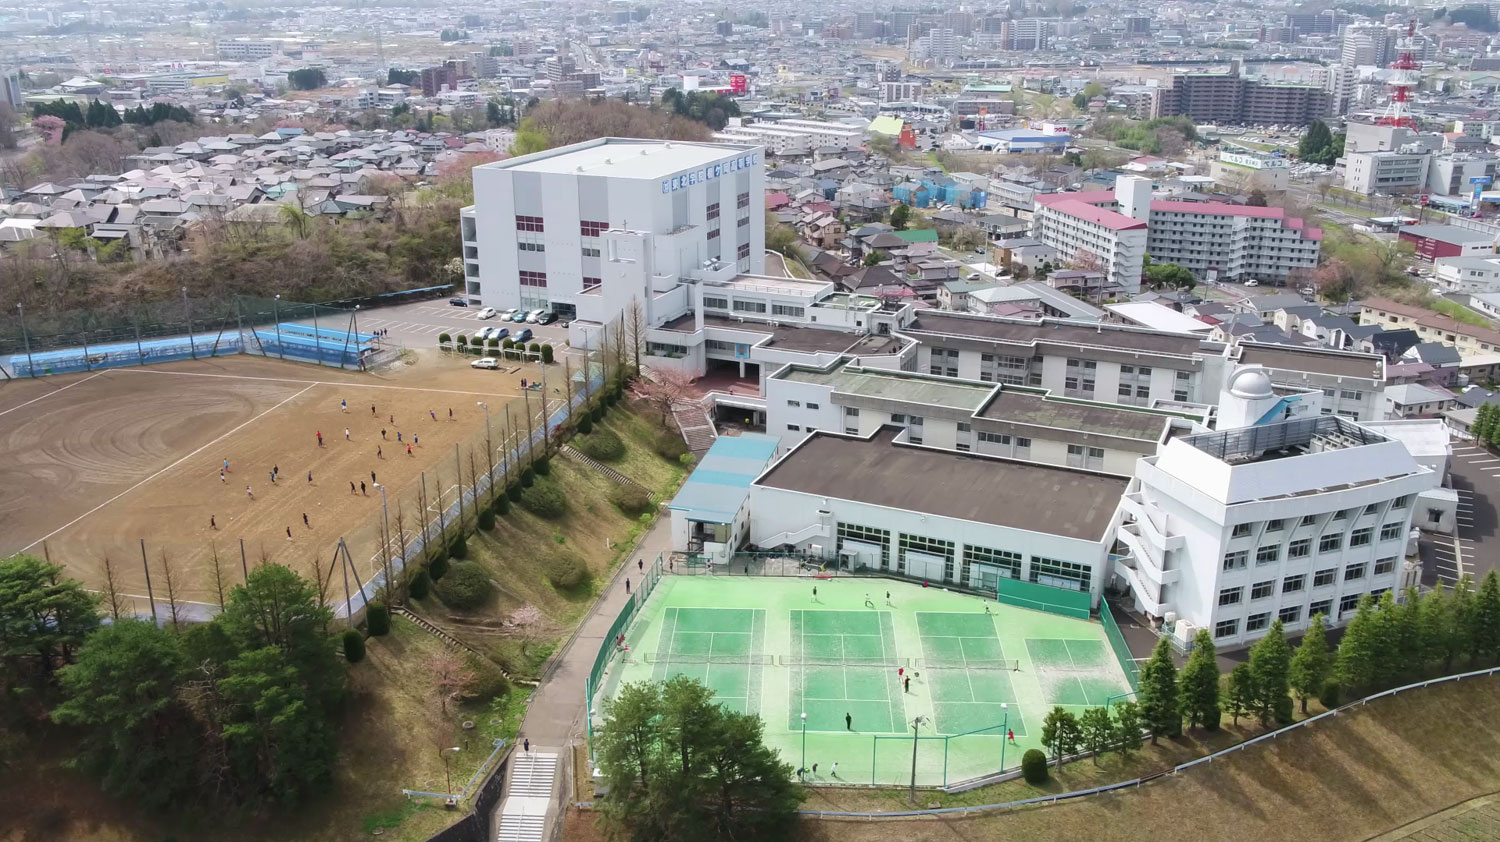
[511,309,529,322]
[513,328,533,343]
[473,326,496,342]
[535,311,558,325]
[449,297,469,307]
[499,308,519,320]
[492,327,510,342]
[471,357,500,369]
[525,308,547,323]
[477,307,498,320]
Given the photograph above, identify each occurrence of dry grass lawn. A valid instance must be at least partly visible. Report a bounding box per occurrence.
[561,674,1500,842]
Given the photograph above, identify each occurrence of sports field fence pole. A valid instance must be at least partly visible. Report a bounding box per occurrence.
[340,539,354,628]
[80,320,92,372]
[16,302,35,377]
[454,443,464,530]
[139,539,158,627]
[182,287,196,361]
[272,295,283,360]
[133,317,145,367]
[351,306,361,371]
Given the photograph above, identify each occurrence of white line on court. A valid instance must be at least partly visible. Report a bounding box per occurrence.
[0,370,106,418]
[112,366,523,398]
[19,383,318,553]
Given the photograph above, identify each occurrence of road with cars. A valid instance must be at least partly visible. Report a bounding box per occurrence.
[353,299,571,351]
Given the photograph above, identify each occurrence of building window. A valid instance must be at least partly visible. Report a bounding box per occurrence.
[732,299,767,313]
[1016,437,1031,458]
[1350,528,1373,548]
[845,407,859,417]
[1340,389,1362,401]
[519,270,547,287]
[1332,509,1349,521]
[786,400,800,408]
[1232,523,1252,538]
[738,242,751,260]
[1313,568,1337,587]
[1256,545,1280,565]
[978,431,1010,444]
[1393,495,1411,510]
[1373,556,1397,576]
[1288,539,1311,559]
[583,276,602,287]
[1344,562,1367,581]
[1379,523,1403,542]
[1278,605,1303,624]
[1319,534,1343,554]
[772,303,805,318]
[1223,550,1248,571]
[837,522,890,569]
[787,424,799,431]
[1309,599,1332,619]
[963,544,1022,587]
[703,295,729,310]
[738,215,750,228]
[1246,613,1270,633]
[516,215,544,232]
[1215,619,1240,638]
[1339,593,1362,616]
[1066,445,1104,470]
[518,241,546,252]
[706,202,720,220]
[807,402,820,410]
[707,228,720,240]
[891,414,905,423]
[1029,556,1091,591]
[580,220,608,237]
[1266,519,1285,532]
[1251,580,1275,600]
[737,191,750,209]
[899,532,956,580]
[1218,586,1243,606]
[1282,574,1306,593]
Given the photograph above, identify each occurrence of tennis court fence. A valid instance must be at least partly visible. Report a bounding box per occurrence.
[635,653,1022,670]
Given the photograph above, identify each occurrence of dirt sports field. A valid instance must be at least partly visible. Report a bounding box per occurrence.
[0,354,555,609]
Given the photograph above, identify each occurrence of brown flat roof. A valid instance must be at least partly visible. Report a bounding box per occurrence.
[906,312,1209,356]
[661,313,905,354]
[976,388,1175,441]
[755,427,1127,540]
[1237,344,1383,380]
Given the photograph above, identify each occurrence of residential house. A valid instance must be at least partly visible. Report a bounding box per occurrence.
[1383,383,1457,419]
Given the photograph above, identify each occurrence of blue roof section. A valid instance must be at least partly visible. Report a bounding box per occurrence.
[668,433,780,525]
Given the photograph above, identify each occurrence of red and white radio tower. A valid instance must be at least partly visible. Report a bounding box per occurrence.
[1377,20,1419,128]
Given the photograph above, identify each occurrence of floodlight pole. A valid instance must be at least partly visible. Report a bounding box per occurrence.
[909,715,928,805]
[800,711,808,776]
[273,294,284,359]
[999,703,1010,773]
[17,302,34,377]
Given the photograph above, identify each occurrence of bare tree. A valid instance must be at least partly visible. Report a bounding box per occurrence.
[159,551,183,630]
[101,554,125,621]
[432,470,448,555]
[635,368,696,428]
[208,542,229,609]
[393,501,410,605]
[311,550,334,607]
[427,650,477,714]
[508,604,548,659]
[626,298,647,377]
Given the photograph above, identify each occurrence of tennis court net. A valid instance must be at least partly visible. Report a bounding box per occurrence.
[919,658,1020,672]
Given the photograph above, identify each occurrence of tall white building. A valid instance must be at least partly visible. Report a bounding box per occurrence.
[461,138,766,316]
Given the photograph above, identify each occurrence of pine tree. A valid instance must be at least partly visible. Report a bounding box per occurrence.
[1390,588,1427,681]
[1079,706,1115,764]
[1041,706,1083,769]
[1178,630,1221,731]
[1473,570,1500,663]
[1113,700,1144,756]
[1420,585,1458,674]
[1337,594,1381,690]
[1137,638,1181,742]
[1371,590,1402,687]
[1249,620,1293,724]
[1223,663,1257,726]
[1451,575,1477,668]
[1288,613,1332,713]
[1474,404,1496,447]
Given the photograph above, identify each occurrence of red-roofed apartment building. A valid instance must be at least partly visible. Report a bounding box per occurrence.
[1031,176,1324,294]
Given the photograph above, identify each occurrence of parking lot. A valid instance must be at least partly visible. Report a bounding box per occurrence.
[1425,442,1500,588]
[355,299,572,351]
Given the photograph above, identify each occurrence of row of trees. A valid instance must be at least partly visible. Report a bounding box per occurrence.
[1,555,349,809]
[1297,120,1344,167]
[659,89,742,131]
[1132,573,1500,746]
[1468,403,1500,448]
[1090,116,1198,156]
[287,67,328,91]
[1035,700,1143,774]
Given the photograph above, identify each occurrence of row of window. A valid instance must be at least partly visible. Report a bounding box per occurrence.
[518,270,546,288]
[1218,558,1398,606]
[1223,525,1402,569]
[836,522,1092,591]
[515,215,544,233]
[785,399,821,409]
[1215,589,1388,638]
[518,241,545,252]
[580,220,608,237]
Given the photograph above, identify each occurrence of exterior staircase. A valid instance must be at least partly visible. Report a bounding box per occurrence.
[495,750,557,842]
[674,403,717,455]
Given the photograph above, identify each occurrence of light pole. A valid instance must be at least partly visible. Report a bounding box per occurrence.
[800,711,807,778]
[17,302,34,378]
[272,294,284,359]
[441,745,461,800]
[909,714,929,805]
[999,703,1010,773]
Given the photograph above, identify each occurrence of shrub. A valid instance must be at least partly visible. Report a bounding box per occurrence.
[469,656,511,702]
[430,553,451,580]
[478,508,496,531]
[522,479,568,519]
[579,429,625,461]
[446,535,467,562]
[507,483,523,502]
[503,338,515,350]
[366,603,391,636]
[591,406,605,424]
[438,332,452,345]
[494,494,511,515]
[578,414,594,434]
[611,484,653,516]
[521,466,536,487]
[488,337,500,349]
[1021,749,1049,784]
[456,334,468,347]
[541,344,554,363]
[1319,679,1341,709]
[546,551,589,590]
[654,431,688,461]
[342,629,366,663]
[428,545,448,566]
[534,456,551,476]
[435,561,494,610]
[409,568,431,599]
[529,342,542,356]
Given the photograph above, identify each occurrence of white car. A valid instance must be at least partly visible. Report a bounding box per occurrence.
[471,357,500,369]
[525,308,547,323]
[477,307,498,320]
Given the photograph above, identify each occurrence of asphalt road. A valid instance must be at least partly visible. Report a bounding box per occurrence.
[354,300,571,351]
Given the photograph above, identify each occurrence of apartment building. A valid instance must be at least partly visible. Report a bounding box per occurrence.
[462,138,766,315]
[1361,297,1500,357]
[1153,68,1329,126]
[1434,255,1500,292]
[1116,370,1433,648]
[1343,149,1431,195]
[1031,184,1149,295]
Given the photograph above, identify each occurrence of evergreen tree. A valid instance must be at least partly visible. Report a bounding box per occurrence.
[0,555,100,687]
[1223,663,1257,726]
[1178,630,1221,731]
[1451,575,1477,667]
[1474,404,1496,446]
[1041,706,1083,769]
[1371,590,1402,687]
[1249,620,1292,724]
[1137,638,1181,742]
[1079,706,1114,763]
[1420,585,1457,673]
[1390,588,1428,680]
[1337,594,1382,690]
[1113,700,1144,756]
[1288,613,1332,714]
[1473,570,1500,663]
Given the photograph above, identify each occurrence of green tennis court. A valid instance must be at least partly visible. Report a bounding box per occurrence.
[597,575,1133,787]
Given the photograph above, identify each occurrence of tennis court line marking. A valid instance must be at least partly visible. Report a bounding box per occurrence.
[19,383,318,553]
[113,366,525,398]
[0,370,106,418]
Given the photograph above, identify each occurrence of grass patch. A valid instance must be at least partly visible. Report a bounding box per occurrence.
[1430,298,1493,328]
